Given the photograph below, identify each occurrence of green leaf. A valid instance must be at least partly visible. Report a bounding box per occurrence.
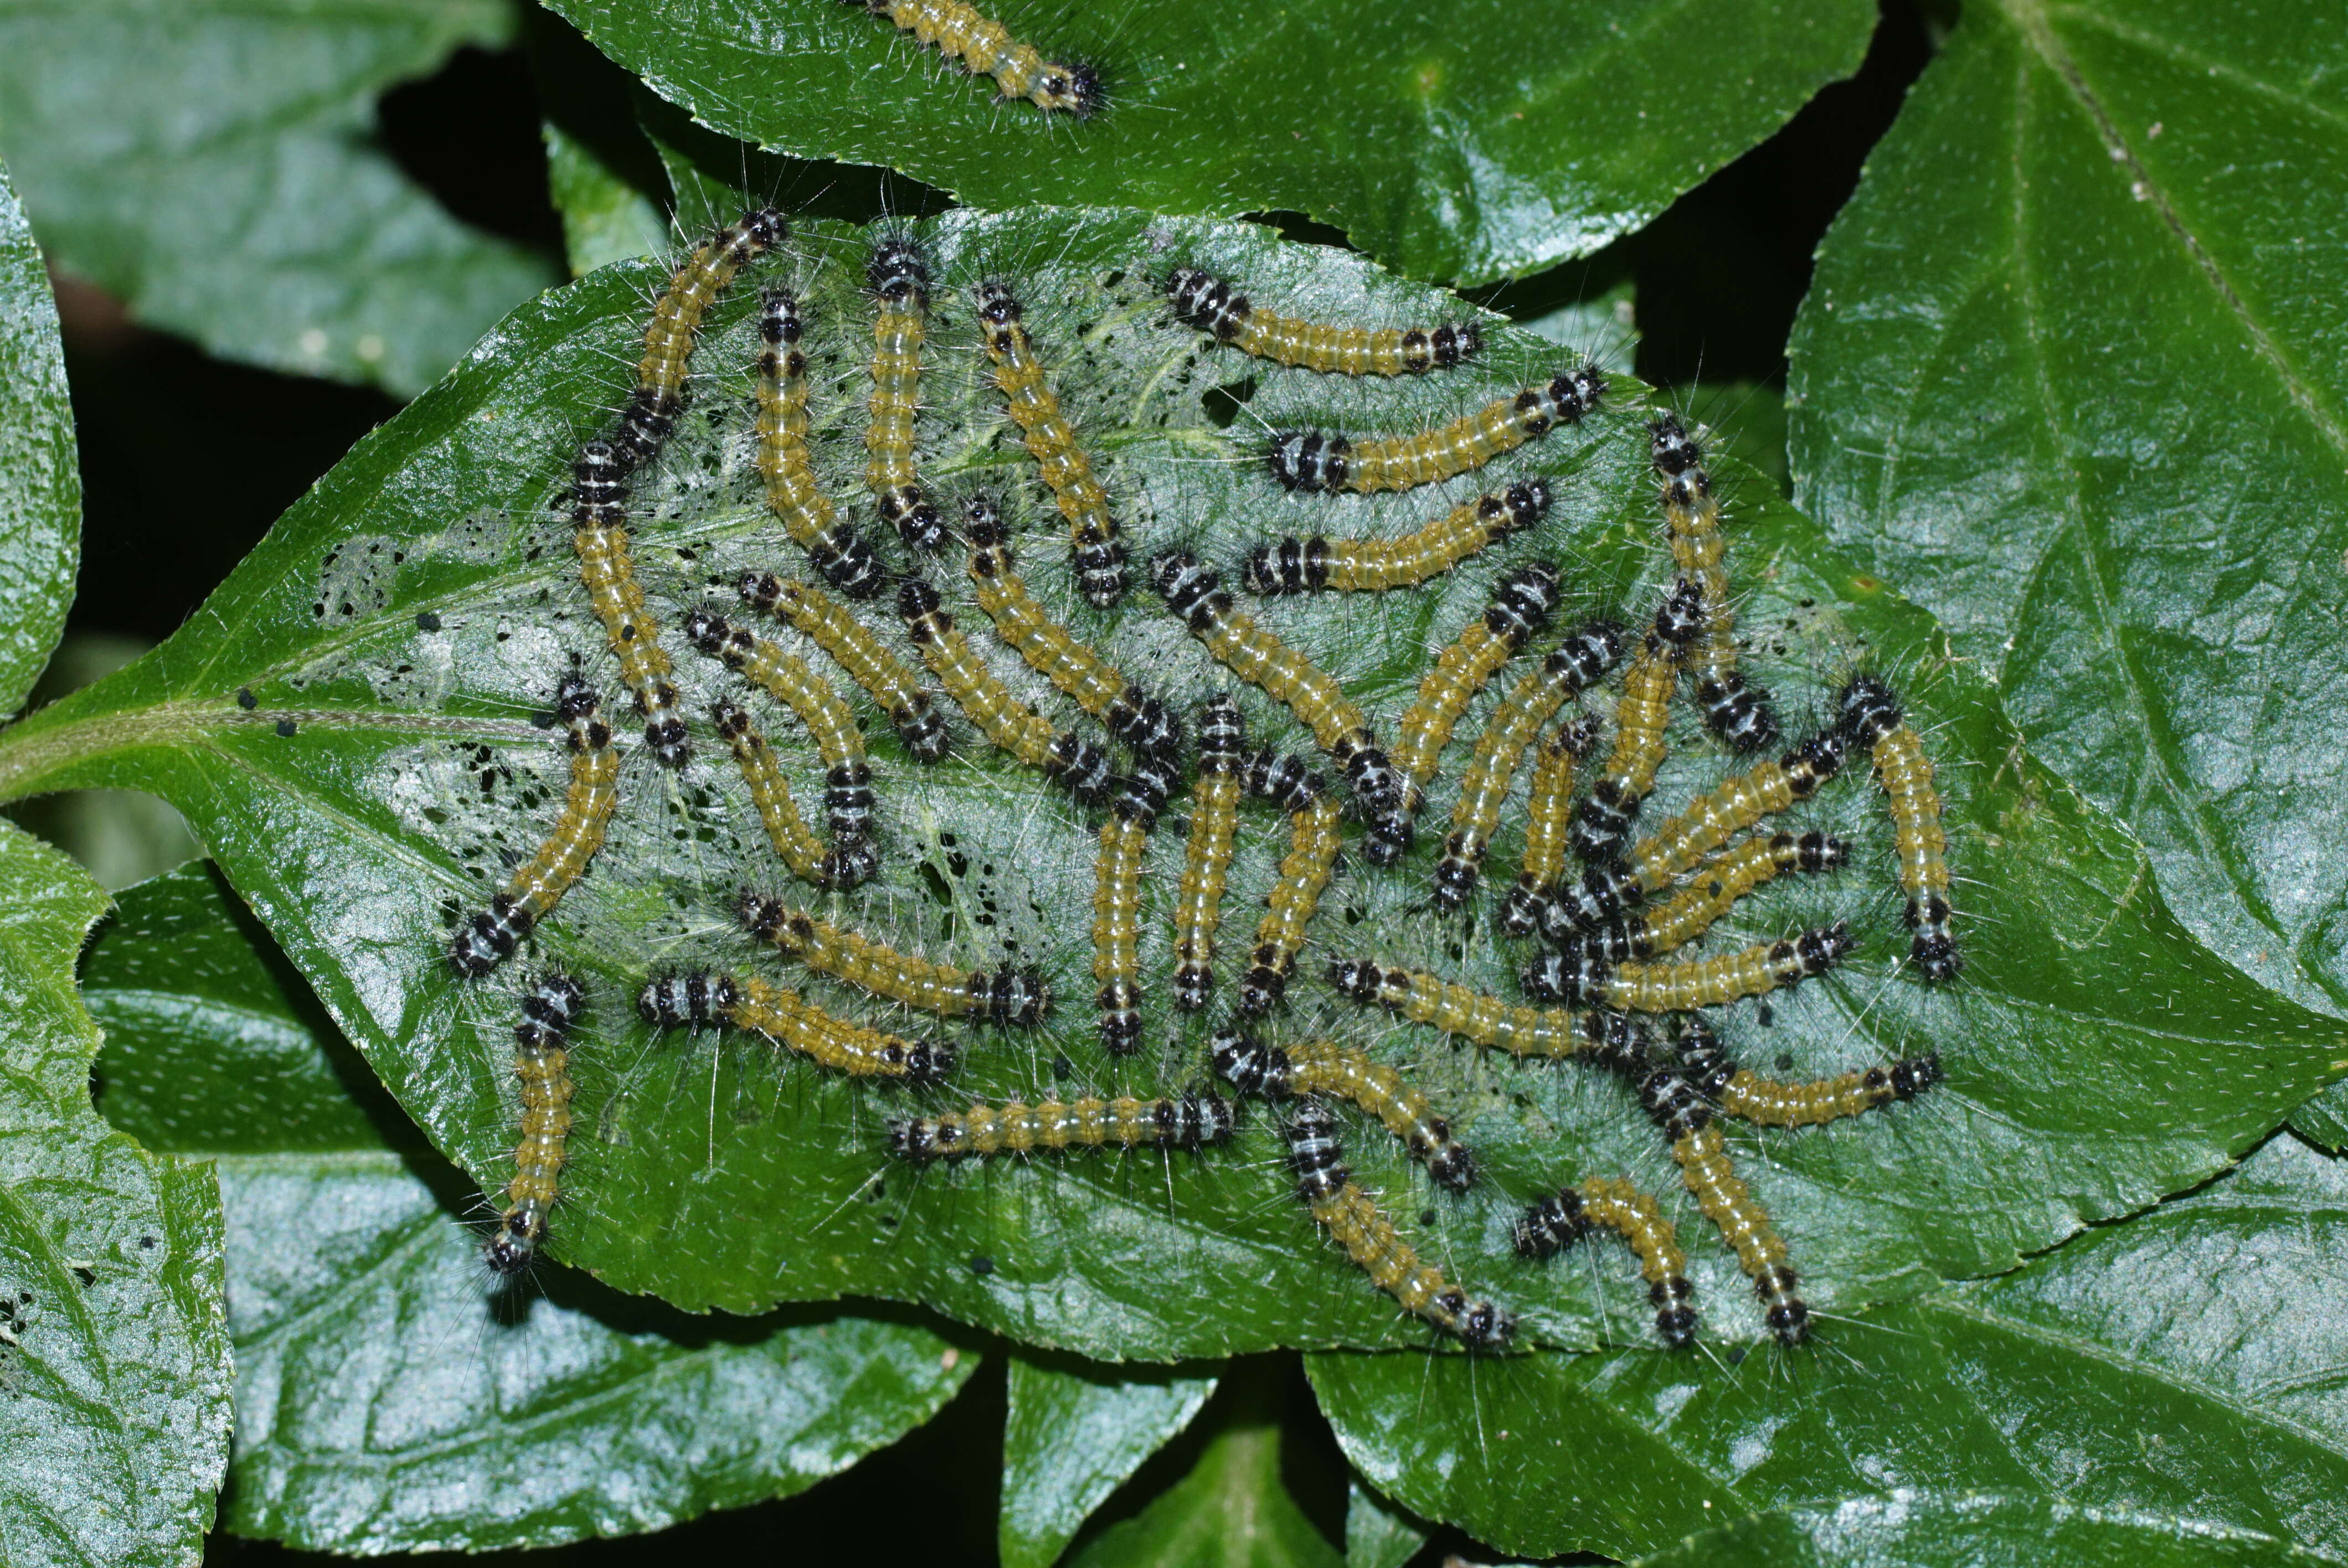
[84,860,978,1554]
[1342,1478,1428,1568]
[0,823,230,1568]
[1631,1495,2336,1568]
[0,152,78,719]
[544,122,671,280]
[1002,1354,1219,1568]
[1310,1129,2348,1561]
[1,204,2333,1374]
[544,0,1876,285]
[532,6,674,281]
[0,0,560,396]
[1784,0,2348,1034]
[1067,1369,1341,1568]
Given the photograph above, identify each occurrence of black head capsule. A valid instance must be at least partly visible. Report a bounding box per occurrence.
[1699,672,1779,753]
[1637,1062,1715,1141]
[1112,751,1182,829]
[1243,534,1327,596]
[1048,730,1116,804]
[638,971,735,1031]
[1521,950,1608,1005]
[1284,1101,1348,1200]
[1268,431,1352,492]
[1106,688,1183,757]
[1325,955,1391,1007]
[1512,1189,1587,1259]
[1538,860,1642,941]
[1210,1027,1291,1099]
[1242,749,1325,815]
[1150,551,1227,627]
[1552,620,1627,692]
[518,972,586,1043]
[449,894,528,978]
[1166,267,1249,341]
[1836,674,1903,747]
[1650,411,1704,478]
[1485,562,1563,649]
[980,967,1051,1029]
[1196,694,1247,766]
[868,235,930,309]
[1654,575,1707,647]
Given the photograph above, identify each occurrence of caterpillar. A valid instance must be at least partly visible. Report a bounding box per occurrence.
[1512,1179,1696,1349]
[638,971,957,1085]
[1242,479,1550,597]
[614,207,786,472]
[964,496,1181,754]
[1267,366,1604,494]
[1094,756,1178,1055]
[1212,1028,1474,1190]
[1568,595,1697,863]
[1553,831,1850,961]
[1544,726,1850,935]
[1389,563,1562,812]
[1497,715,1603,937]
[755,288,887,599]
[1522,921,1853,1012]
[1284,1103,1513,1348]
[975,280,1125,606]
[1652,414,1778,752]
[864,236,945,551]
[681,608,874,848]
[889,1094,1237,1163]
[1242,748,1325,815]
[737,891,1048,1026]
[710,699,877,891]
[483,972,586,1277]
[1839,676,1959,981]
[1165,267,1480,378]
[449,677,620,977]
[1171,695,1245,1010]
[1669,1015,1942,1129]
[1673,1121,1808,1346]
[570,441,689,768]
[895,577,1115,801]
[1325,957,1630,1061]
[737,570,950,764]
[1429,620,1623,911]
[1236,789,1345,1017]
[847,0,1104,117]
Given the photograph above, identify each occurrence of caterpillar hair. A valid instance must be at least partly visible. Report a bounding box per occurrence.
[1390,563,1562,813]
[1211,1029,1474,1190]
[570,440,689,767]
[637,970,956,1085]
[1652,414,1778,751]
[1839,676,1959,981]
[1547,831,1848,960]
[1268,366,1605,494]
[738,570,950,763]
[615,207,785,471]
[895,577,1114,802]
[1166,267,1480,377]
[682,608,874,848]
[1512,1179,1697,1349]
[1091,762,1167,1055]
[1325,957,1630,1061]
[1672,1120,1808,1345]
[483,972,586,1277]
[755,288,886,598]
[848,0,1104,116]
[1521,921,1854,1012]
[889,1094,1237,1161]
[1235,790,1345,1017]
[1568,596,1692,863]
[1669,1015,1941,1129]
[1242,479,1550,597]
[738,891,1047,1025]
[864,235,945,550]
[1497,715,1603,937]
[975,280,1126,605]
[1171,695,1245,1009]
[711,699,877,891]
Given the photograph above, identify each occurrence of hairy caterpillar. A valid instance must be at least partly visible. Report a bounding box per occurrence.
[1325,957,1630,1061]
[1512,1179,1696,1349]
[964,496,1181,754]
[483,973,585,1277]
[1236,788,1345,1017]
[864,236,944,550]
[1552,831,1850,961]
[711,699,877,891]
[1522,921,1853,1011]
[737,570,950,763]
[1171,695,1245,1010]
[738,891,1048,1025]
[1284,1102,1512,1348]
[450,676,620,977]
[1212,1029,1473,1190]
[895,577,1115,801]
[570,441,689,767]
[1094,756,1178,1055]
[1497,716,1603,937]
[1652,414,1777,751]
[615,207,786,472]
[1166,267,1480,377]
[889,1094,1236,1163]
[756,289,887,598]
[1268,366,1604,494]
[1429,620,1623,910]
[1243,479,1550,597]
[847,0,1104,116]
[1669,1016,1942,1129]
[1568,597,1696,863]
[1390,563,1562,811]
[637,971,956,1085]
[682,608,874,848]
[1839,676,1959,981]
[1674,1121,1807,1345]
[975,281,1126,605]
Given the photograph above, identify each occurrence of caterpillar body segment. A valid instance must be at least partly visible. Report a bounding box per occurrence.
[1166,267,1481,377]
[449,678,621,977]
[755,288,886,599]
[864,236,944,551]
[1523,921,1853,1012]
[1243,479,1551,598]
[1552,831,1849,962]
[963,496,1180,755]
[1390,563,1562,812]
[681,608,874,847]
[1668,1016,1942,1129]
[617,207,785,472]
[1268,366,1605,494]
[485,973,586,1276]
[851,0,1105,116]
[1283,1103,1512,1348]
[1172,695,1245,1010]
[639,971,957,1084]
[1672,1122,1808,1345]
[738,570,950,763]
[1569,606,1690,863]
[1429,620,1624,911]
[1326,957,1631,1061]
[738,893,1047,1026]
[1652,414,1778,752]
[1499,715,1602,937]
[1512,1179,1696,1349]
[570,441,689,767]
[1236,792,1345,1017]
[889,1094,1237,1163]
[1839,677,1959,981]
[1211,1029,1473,1190]
[1093,805,1149,1055]
[975,280,1126,605]
[711,699,877,891]
[895,577,1115,801]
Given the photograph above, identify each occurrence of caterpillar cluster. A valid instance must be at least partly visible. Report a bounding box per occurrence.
[427,219,1958,1350]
